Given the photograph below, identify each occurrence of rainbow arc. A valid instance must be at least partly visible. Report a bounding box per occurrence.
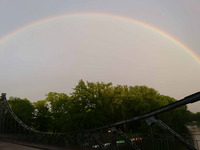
[0,12,199,64]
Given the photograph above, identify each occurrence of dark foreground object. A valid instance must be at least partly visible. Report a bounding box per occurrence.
[0,140,42,150]
[1,92,200,150]
[0,140,91,150]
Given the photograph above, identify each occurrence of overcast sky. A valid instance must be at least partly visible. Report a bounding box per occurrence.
[0,0,200,112]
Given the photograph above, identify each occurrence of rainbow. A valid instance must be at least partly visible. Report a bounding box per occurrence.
[0,12,200,63]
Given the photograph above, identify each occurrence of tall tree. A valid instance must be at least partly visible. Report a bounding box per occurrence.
[8,97,34,126]
[7,80,192,133]
[33,100,52,132]
[45,92,72,132]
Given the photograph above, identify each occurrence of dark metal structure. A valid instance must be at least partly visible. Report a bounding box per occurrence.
[0,92,200,150]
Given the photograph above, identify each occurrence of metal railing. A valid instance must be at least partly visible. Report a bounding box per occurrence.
[0,92,200,150]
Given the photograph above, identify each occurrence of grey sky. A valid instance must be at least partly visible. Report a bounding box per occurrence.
[0,0,199,112]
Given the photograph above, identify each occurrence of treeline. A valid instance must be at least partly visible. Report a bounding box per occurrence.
[8,80,195,133]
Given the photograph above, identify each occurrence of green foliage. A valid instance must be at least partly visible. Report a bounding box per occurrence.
[8,97,34,126]
[33,100,51,132]
[193,112,200,121]
[45,92,72,132]
[189,112,200,125]
[7,80,193,133]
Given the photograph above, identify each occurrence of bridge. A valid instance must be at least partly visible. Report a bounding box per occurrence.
[0,92,200,150]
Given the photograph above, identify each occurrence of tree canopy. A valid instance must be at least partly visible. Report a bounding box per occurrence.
[8,97,34,126]
[7,80,196,133]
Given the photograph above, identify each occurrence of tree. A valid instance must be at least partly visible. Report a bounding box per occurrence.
[70,80,115,130]
[8,97,34,126]
[192,112,200,123]
[45,92,72,132]
[33,100,52,132]
[7,80,193,133]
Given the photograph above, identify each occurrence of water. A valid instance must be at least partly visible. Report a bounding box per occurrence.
[187,125,200,149]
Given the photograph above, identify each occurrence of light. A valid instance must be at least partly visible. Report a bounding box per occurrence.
[131,137,143,141]
[117,140,125,144]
